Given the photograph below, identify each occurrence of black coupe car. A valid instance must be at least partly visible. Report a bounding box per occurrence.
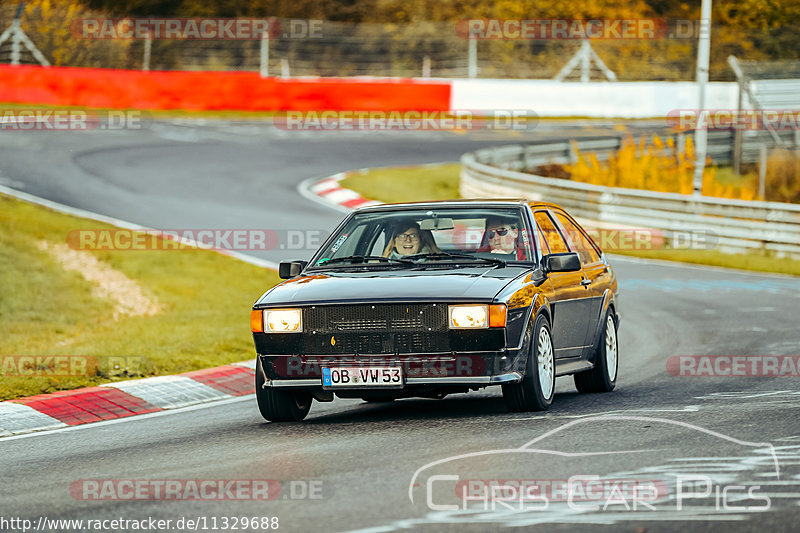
[251,200,619,421]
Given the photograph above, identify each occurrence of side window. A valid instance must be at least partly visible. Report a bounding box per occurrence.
[554,212,601,265]
[534,211,569,254]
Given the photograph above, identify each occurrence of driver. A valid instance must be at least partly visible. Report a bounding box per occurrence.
[483,216,521,256]
[383,221,440,258]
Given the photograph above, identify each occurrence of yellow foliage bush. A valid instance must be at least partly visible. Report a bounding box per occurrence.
[19,0,132,68]
[563,135,760,201]
[763,149,800,204]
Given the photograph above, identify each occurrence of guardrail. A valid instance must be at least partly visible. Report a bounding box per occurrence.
[478,131,797,170]
[461,136,800,258]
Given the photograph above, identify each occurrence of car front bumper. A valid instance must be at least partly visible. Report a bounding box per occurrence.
[256,351,524,389]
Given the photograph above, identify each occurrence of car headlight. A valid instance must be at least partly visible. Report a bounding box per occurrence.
[448,304,507,329]
[449,305,488,329]
[264,308,303,333]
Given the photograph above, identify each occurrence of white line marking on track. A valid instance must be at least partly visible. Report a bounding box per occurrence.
[514,406,701,420]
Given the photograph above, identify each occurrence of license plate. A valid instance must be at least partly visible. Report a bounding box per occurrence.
[322,367,402,388]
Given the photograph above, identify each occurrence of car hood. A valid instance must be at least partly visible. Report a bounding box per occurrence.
[256,266,527,306]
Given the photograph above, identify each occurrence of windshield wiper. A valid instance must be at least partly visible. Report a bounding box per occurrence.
[409,252,506,267]
[317,255,415,266]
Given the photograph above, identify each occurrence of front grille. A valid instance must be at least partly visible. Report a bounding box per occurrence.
[303,304,450,355]
[305,304,448,333]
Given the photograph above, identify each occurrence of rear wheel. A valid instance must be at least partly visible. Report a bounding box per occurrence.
[502,314,555,412]
[574,310,618,393]
[255,363,312,422]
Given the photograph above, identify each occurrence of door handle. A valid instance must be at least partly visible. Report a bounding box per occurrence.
[580,278,591,287]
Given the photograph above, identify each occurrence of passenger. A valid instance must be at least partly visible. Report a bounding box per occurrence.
[383,221,441,258]
[482,216,523,258]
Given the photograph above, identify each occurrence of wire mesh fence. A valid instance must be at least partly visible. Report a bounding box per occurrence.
[1,4,798,81]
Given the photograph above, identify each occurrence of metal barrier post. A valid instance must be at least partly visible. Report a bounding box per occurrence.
[692,0,713,195]
[260,34,269,77]
[468,38,477,78]
[728,56,746,174]
[759,145,768,200]
[142,32,152,71]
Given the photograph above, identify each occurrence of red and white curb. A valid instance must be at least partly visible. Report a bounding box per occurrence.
[299,171,382,213]
[0,361,256,437]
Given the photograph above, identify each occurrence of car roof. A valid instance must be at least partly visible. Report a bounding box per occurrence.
[355,199,565,211]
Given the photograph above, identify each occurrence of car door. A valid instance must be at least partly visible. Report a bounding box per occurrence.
[533,210,592,359]
[552,211,611,354]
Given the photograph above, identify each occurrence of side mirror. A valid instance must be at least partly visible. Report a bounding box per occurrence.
[279,260,308,279]
[543,252,581,273]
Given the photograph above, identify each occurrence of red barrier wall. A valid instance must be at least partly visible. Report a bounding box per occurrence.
[0,65,451,111]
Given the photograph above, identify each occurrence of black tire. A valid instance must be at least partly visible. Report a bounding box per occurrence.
[255,362,312,422]
[502,314,556,412]
[574,309,618,393]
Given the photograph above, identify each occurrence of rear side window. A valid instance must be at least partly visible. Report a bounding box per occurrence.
[534,211,569,254]
[554,212,601,265]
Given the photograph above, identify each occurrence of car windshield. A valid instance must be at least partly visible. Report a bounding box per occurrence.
[308,207,534,268]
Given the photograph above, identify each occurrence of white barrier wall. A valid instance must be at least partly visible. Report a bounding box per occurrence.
[450,79,738,118]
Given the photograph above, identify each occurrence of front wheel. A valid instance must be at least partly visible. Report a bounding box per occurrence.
[255,363,312,422]
[574,310,618,393]
[502,314,555,412]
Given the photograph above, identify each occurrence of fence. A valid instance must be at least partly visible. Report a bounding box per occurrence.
[2,4,798,81]
[727,56,800,172]
[461,138,800,258]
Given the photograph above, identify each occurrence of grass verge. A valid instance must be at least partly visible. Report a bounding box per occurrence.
[0,102,280,121]
[340,163,461,204]
[340,164,800,277]
[0,194,281,400]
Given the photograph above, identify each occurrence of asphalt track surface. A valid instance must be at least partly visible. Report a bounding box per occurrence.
[1,120,799,533]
